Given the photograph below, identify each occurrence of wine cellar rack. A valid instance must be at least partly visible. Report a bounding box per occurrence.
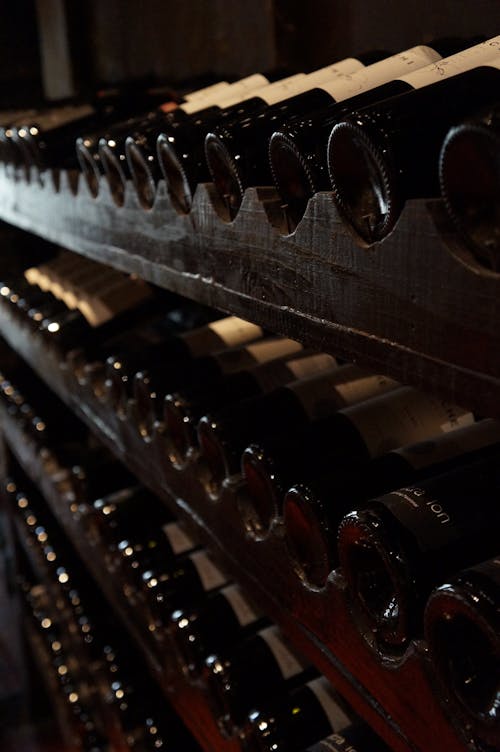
[0,161,496,752]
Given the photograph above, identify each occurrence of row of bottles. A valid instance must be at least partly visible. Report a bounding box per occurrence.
[1,37,499,261]
[6,456,392,752]
[1,339,498,750]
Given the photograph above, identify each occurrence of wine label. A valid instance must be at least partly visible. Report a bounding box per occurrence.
[398,36,500,88]
[307,678,351,732]
[286,353,338,380]
[184,316,263,357]
[23,103,95,132]
[190,551,228,591]
[78,278,151,327]
[208,73,309,109]
[220,584,260,627]
[216,337,302,374]
[317,45,442,99]
[306,729,366,752]
[180,73,271,113]
[306,57,367,84]
[344,386,474,458]
[163,522,195,555]
[184,80,231,102]
[376,485,468,552]
[392,418,500,470]
[258,625,306,679]
[289,364,398,420]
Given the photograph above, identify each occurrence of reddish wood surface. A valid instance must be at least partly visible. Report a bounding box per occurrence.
[0,304,475,752]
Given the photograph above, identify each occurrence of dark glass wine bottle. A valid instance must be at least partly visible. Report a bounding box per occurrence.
[142,548,230,625]
[327,42,500,245]
[337,453,500,655]
[197,365,400,496]
[283,418,500,587]
[268,36,493,232]
[303,725,391,752]
[97,302,222,413]
[241,676,353,752]
[439,104,500,271]
[127,315,264,433]
[424,557,500,750]
[136,335,301,442]
[204,625,314,735]
[171,583,267,677]
[164,350,335,469]
[156,60,371,214]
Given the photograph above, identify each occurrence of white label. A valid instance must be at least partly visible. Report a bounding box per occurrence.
[244,338,303,364]
[258,626,305,679]
[184,81,230,101]
[398,36,500,88]
[208,316,263,348]
[207,73,309,109]
[180,73,271,113]
[318,45,442,100]
[307,677,351,732]
[163,522,195,555]
[285,353,338,380]
[289,364,398,420]
[306,57,366,85]
[221,584,259,626]
[344,386,475,459]
[190,551,227,591]
[393,418,500,470]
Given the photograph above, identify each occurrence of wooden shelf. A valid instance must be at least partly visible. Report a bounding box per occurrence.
[0,168,499,420]
[0,302,474,752]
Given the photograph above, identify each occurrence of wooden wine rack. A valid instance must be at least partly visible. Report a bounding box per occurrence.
[0,284,479,752]
[0,167,499,421]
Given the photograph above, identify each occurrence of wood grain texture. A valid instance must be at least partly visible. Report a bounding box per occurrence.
[0,306,478,752]
[0,168,498,420]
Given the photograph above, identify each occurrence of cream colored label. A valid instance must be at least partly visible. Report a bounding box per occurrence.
[398,37,500,88]
[393,418,500,469]
[344,386,475,459]
[289,364,398,420]
[259,626,305,679]
[184,81,230,101]
[163,522,195,555]
[221,584,259,627]
[285,353,338,380]
[209,73,309,109]
[244,337,302,364]
[180,73,270,113]
[306,57,366,84]
[22,104,94,131]
[307,678,351,732]
[190,551,227,591]
[318,45,442,99]
[208,316,263,347]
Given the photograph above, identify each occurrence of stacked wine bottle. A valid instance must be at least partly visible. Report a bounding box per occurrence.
[1,36,499,262]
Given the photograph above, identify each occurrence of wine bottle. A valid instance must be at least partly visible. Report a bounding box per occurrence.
[164,350,336,468]
[97,302,221,413]
[327,40,500,245]
[123,315,264,430]
[206,46,460,220]
[142,549,230,624]
[156,59,373,214]
[337,453,500,655]
[439,105,500,271]
[136,335,302,441]
[268,36,493,231]
[424,558,500,749]
[241,676,353,752]
[197,365,399,495]
[283,419,500,587]
[171,583,267,677]
[97,74,274,208]
[302,725,391,752]
[204,625,314,735]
